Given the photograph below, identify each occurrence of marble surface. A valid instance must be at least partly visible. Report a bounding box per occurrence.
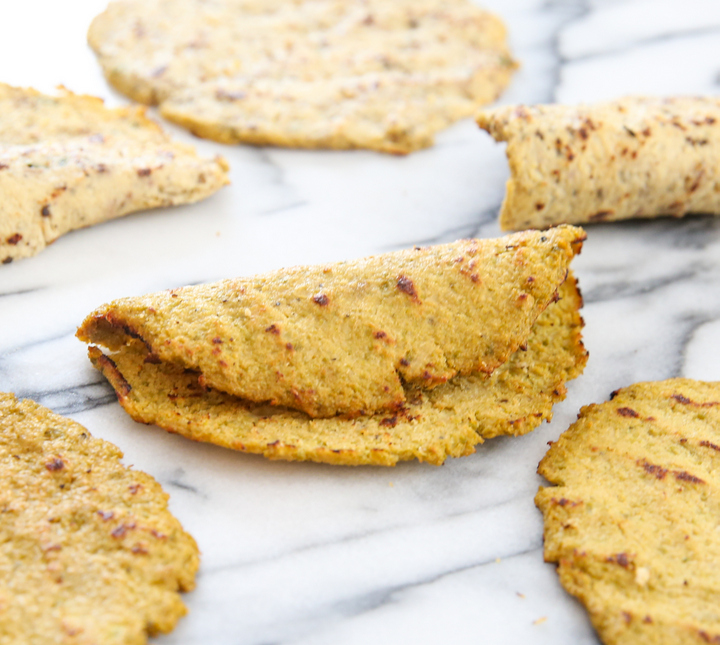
[2,1,720,643]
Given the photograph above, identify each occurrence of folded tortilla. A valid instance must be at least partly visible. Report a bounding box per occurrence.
[78,229,587,466]
[78,226,585,419]
[478,97,720,230]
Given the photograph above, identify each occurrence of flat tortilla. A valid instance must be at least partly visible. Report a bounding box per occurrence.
[537,379,720,644]
[88,0,517,154]
[0,83,228,264]
[0,392,199,643]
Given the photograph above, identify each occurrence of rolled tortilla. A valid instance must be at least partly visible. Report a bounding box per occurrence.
[478,96,720,230]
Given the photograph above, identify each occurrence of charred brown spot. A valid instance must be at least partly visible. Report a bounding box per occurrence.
[400,358,410,366]
[131,544,149,555]
[0,163,7,170]
[535,202,545,211]
[640,460,668,479]
[590,210,614,221]
[312,293,329,306]
[617,407,639,418]
[111,522,136,539]
[578,128,588,140]
[265,324,280,334]
[6,233,22,245]
[700,440,720,452]
[41,205,51,217]
[671,393,720,407]
[212,337,223,344]
[642,127,652,137]
[396,275,419,302]
[97,510,114,521]
[137,168,152,177]
[45,458,65,472]
[643,616,653,624]
[698,631,720,643]
[92,352,132,398]
[285,343,294,351]
[380,416,398,428]
[674,471,705,484]
[607,553,631,568]
[688,173,704,193]
[2,257,11,264]
[374,330,387,339]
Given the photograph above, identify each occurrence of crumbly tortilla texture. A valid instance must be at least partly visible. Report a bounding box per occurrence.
[77,226,585,419]
[0,392,199,644]
[537,379,720,645]
[477,96,720,230]
[88,0,517,154]
[83,275,586,466]
[0,83,229,264]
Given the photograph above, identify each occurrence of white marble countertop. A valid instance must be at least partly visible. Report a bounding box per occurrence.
[3,1,720,643]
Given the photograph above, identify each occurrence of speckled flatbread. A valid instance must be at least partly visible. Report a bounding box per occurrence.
[88,0,517,154]
[0,84,229,264]
[537,379,720,645]
[77,226,585,419]
[0,392,199,644]
[77,234,587,467]
[478,97,720,230]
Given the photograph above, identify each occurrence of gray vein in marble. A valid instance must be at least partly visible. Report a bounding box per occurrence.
[0,286,44,298]
[260,201,310,217]
[199,494,539,580]
[545,0,590,102]
[561,25,720,64]
[381,204,506,250]
[580,264,705,304]
[321,544,544,632]
[166,468,211,500]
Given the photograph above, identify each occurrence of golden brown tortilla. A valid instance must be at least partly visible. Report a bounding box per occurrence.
[88,0,517,153]
[537,379,720,644]
[79,272,587,466]
[0,392,199,643]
